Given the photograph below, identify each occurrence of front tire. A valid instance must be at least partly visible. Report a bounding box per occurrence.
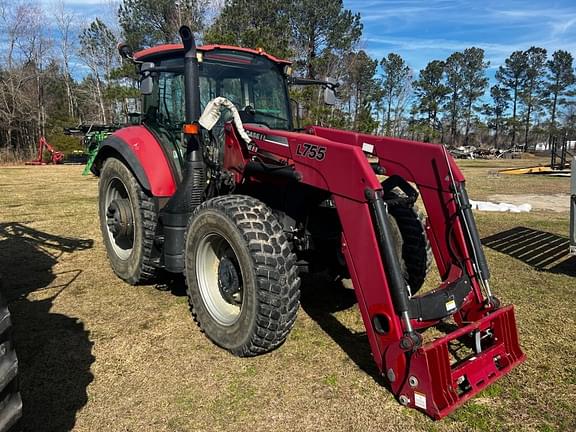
[98,158,158,285]
[185,195,300,356]
[388,203,432,295]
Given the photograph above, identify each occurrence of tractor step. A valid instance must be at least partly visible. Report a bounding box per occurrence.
[395,305,525,419]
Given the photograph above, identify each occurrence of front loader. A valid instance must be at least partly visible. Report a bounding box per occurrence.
[91,26,525,419]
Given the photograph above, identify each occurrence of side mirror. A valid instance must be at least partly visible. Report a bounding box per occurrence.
[118,43,133,60]
[324,77,338,106]
[324,87,336,106]
[141,77,154,95]
[140,62,155,96]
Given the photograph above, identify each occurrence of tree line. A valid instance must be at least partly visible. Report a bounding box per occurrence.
[1,0,575,161]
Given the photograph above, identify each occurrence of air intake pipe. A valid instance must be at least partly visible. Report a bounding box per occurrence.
[161,25,206,273]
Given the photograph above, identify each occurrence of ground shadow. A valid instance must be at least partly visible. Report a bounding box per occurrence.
[482,226,576,276]
[299,274,386,385]
[154,272,187,297]
[299,274,488,386]
[0,222,95,431]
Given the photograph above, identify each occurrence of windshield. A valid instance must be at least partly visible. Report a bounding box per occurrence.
[144,53,292,131]
[199,56,291,130]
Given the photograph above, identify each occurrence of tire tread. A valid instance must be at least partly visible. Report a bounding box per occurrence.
[185,195,300,357]
[99,158,158,285]
[389,204,432,293]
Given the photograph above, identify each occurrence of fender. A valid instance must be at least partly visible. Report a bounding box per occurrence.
[92,126,177,197]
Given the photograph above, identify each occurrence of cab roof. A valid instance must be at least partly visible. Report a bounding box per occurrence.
[134,44,291,65]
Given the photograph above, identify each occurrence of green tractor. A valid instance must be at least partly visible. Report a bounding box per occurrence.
[65,125,119,175]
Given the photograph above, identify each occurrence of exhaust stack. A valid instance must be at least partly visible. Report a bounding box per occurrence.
[180,25,201,132]
[161,25,206,273]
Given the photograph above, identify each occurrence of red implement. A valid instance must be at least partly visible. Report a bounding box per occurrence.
[26,137,64,165]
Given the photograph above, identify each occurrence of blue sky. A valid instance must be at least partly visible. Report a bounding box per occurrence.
[344,0,576,72]
[42,0,576,75]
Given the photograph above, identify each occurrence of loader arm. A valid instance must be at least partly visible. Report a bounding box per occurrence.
[228,124,525,419]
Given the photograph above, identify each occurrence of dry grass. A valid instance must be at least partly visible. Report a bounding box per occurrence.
[0,161,574,432]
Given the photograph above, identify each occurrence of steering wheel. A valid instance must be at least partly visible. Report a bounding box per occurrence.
[241,105,271,128]
[243,105,256,116]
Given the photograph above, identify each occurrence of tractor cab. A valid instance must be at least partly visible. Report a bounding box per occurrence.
[133,44,293,179]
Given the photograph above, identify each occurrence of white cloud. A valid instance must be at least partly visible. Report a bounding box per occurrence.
[361,33,576,72]
[551,17,576,36]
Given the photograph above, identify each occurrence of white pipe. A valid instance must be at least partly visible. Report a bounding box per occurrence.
[198,97,252,144]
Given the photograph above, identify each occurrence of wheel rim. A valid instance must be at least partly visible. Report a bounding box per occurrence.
[196,232,244,326]
[104,177,134,260]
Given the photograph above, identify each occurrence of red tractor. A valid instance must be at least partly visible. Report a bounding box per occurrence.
[91,26,525,419]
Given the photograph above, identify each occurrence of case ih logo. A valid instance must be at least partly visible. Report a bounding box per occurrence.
[246,131,290,148]
[246,130,266,141]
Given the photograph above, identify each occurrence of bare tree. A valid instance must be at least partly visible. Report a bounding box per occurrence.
[54,1,78,119]
[19,4,52,139]
[0,0,49,157]
[392,70,413,137]
[78,19,119,123]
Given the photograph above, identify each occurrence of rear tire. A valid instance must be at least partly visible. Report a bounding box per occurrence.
[98,158,158,284]
[185,195,300,356]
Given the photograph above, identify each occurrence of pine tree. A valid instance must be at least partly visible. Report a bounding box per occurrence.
[545,50,575,135]
[118,0,205,49]
[344,50,378,131]
[519,47,547,150]
[290,0,362,78]
[461,48,489,145]
[496,51,527,147]
[380,53,411,136]
[204,0,292,59]
[444,51,464,145]
[489,85,510,148]
[413,60,449,142]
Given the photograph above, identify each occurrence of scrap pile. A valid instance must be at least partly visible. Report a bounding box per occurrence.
[448,146,521,160]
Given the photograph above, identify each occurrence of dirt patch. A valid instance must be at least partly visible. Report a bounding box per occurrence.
[487,193,570,212]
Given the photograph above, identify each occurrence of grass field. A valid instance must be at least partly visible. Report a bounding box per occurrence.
[0,159,574,432]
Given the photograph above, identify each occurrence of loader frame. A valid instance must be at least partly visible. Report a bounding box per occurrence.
[228,123,526,418]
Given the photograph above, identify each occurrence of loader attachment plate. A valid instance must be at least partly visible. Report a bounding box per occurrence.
[394,305,525,419]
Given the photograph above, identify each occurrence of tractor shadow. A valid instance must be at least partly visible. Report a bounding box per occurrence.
[482,226,576,276]
[299,274,387,387]
[0,222,95,432]
[299,275,479,386]
[154,273,188,297]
